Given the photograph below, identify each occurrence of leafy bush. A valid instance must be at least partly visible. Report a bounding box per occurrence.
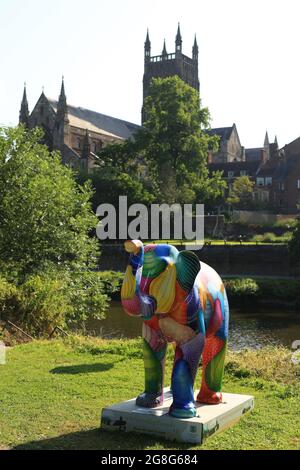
[224,278,259,297]
[66,271,109,325]
[274,218,297,229]
[19,275,72,335]
[225,277,300,307]
[97,271,123,296]
[0,270,114,336]
[0,276,20,321]
[251,232,292,243]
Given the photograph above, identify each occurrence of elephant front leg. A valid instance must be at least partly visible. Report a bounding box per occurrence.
[169,333,205,419]
[136,322,167,408]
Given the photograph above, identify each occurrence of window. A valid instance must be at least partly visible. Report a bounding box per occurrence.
[77,137,81,149]
[279,182,285,191]
[240,170,247,176]
[228,171,234,178]
[265,177,272,186]
[257,177,264,186]
[297,180,300,189]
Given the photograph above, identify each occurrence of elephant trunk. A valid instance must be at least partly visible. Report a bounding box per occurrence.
[121,240,156,319]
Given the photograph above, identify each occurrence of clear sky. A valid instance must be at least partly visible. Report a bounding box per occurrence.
[0,0,300,149]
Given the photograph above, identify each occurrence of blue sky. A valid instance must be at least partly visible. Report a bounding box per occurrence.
[1,0,300,148]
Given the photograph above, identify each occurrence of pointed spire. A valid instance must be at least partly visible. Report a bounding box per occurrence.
[82,129,91,159]
[192,34,199,60]
[19,83,29,126]
[144,29,151,61]
[59,76,66,104]
[175,22,182,52]
[162,39,168,56]
[57,76,69,123]
[274,135,278,146]
[145,29,150,49]
[264,131,269,147]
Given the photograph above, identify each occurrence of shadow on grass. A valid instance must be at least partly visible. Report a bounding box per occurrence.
[12,428,196,451]
[50,363,115,375]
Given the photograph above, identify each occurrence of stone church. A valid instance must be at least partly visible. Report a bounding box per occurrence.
[19,25,199,171]
[19,79,140,171]
[18,25,300,212]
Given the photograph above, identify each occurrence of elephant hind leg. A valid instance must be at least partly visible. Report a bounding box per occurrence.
[197,336,227,404]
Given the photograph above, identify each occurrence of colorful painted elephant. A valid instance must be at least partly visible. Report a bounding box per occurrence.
[121,240,229,419]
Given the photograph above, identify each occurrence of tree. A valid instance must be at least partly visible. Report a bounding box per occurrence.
[97,76,222,205]
[227,176,255,210]
[77,166,155,212]
[0,126,99,281]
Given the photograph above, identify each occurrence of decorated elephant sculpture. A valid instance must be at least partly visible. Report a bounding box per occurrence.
[121,240,229,419]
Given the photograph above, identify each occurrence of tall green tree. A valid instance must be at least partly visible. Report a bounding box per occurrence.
[227,176,255,210]
[0,126,99,281]
[98,76,224,205]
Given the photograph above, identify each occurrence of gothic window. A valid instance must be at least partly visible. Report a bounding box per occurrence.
[228,171,234,178]
[77,137,81,149]
[240,170,247,176]
[297,179,300,189]
[40,106,44,116]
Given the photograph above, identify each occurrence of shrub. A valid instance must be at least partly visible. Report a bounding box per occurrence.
[0,270,112,337]
[0,276,20,321]
[97,271,123,296]
[251,232,292,243]
[66,271,109,325]
[19,275,72,335]
[224,278,259,297]
[274,218,297,229]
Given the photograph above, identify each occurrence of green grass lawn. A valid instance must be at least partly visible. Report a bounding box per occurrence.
[0,338,299,450]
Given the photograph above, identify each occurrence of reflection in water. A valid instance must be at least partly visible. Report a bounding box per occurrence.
[87,301,300,350]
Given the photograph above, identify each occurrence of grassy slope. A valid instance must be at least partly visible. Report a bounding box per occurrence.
[0,338,299,450]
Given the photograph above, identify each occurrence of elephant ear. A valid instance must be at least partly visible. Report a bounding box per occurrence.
[176,251,201,292]
[149,263,177,314]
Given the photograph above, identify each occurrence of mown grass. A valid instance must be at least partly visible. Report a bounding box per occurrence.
[0,338,299,450]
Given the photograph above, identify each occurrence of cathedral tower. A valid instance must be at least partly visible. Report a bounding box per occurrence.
[142,25,200,123]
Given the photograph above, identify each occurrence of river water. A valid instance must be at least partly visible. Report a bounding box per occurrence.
[87,301,300,351]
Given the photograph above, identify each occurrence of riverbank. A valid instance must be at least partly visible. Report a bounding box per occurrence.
[99,244,300,277]
[103,271,300,310]
[0,337,299,450]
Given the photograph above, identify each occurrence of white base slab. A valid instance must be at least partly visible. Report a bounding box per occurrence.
[101,388,254,444]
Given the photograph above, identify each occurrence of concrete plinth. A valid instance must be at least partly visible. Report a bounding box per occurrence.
[101,388,254,445]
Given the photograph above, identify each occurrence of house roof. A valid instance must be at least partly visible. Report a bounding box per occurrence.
[206,126,234,141]
[48,99,141,140]
[257,157,295,182]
